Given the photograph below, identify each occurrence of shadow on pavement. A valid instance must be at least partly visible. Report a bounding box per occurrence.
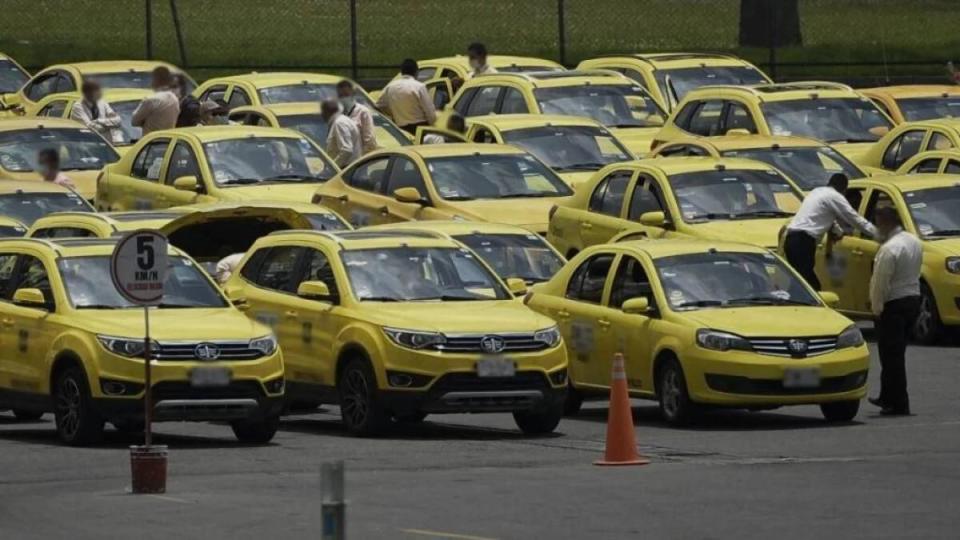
[569,403,864,431]
[0,421,275,450]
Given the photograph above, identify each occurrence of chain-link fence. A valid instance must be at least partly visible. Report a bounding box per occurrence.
[2,0,958,86]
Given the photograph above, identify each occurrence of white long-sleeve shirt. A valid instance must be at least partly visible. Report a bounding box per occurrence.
[375,75,436,127]
[325,113,361,168]
[70,100,124,143]
[787,186,877,239]
[132,90,180,135]
[345,103,379,155]
[869,228,922,315]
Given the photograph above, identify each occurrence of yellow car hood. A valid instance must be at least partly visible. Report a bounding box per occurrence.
[609,127,659,157]
[220,183,321,203]
[4,170,99,200]
[687,218,788,249]
[833,142,874,164]
[363,300,556,334]
[452,197,570,234]
[557,171,596,190]
[75,308,269,340]
[680,306,853,337]
[926,238,960,257]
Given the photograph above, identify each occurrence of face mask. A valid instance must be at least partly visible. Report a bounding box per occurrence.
[339,97,355,111]
[469,59,482,70]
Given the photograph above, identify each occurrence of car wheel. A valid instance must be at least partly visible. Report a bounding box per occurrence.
[912,282,943,345]
[337,358,388,436]
[657,358,697,426]
[112,419,145,433]
[53,366,104,446]
[513,401,564,435]
[563,383,584,416]
[820,400,860,422]
[231,414,280,444]
[12,409,44,421]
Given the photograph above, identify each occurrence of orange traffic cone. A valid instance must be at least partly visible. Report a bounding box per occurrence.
[595,353,649,466]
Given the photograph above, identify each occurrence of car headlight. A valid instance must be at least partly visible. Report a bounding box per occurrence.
[946,257,960,274]
[383,327,446,350]
[533,326,561,348]
[97,335,158,358]
[250,334,278,355]
[696,329,752,352]
[837,325,865,349]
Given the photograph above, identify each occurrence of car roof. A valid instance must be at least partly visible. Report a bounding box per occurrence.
[51,60,181,74]
[386,143,527,159]
[686,81,862,102]
[177,201,339,215]
[591,52,757,69]
[469,70,636,88]
[894,118,960,131]
[860,85,960,99]
[149,125,306,142]
[1,237,182,257]
[615,238,770,258]
[625,156,781,175]
[423,55,564,70]
[851,174,960,193]
[0,117,86,131]
[39,88,153,104]
[468,114,607,130]
[667,134,829,152]
[366,220,543,237]
[204,72,345,87]
[0,180,78,195]
[265,229,460,250]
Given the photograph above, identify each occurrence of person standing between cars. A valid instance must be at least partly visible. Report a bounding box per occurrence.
[37,149,76,190]
[868,206,922,416]
[467,42,496,78]
[321,98,361,168]
[337,80,378,155]
[783,173,877,290]
[70,81,123,144]
[132,66,180,135]
[175,74,202,127]
[376,59,436,135]
[422,113,467,144]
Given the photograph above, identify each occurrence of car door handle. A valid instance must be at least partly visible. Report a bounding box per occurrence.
[378,205,390,215]
[580,222,593,230]
[556,310,571,318]
[852,249,864,256]
[284,310,299,318]
[336,194,349,203]
[597,319,611,328]
[1,318,13,327]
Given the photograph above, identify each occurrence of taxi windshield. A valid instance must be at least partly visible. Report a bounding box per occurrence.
[454,233,564,283]
[278,113,410,149]
[203,136,336,185]
[670,169,802,222]
[258,84,373,107]
[499,65,564,73]
[761,98,892,143]
[721,146,864,190]
[342,246,510,302]
[0,59,29,93]
[0,128,119,172]
[533,85,665,128]
[108,100,143,145]
[426,154,572,200]
[59,256,227,309]
[656,251,819,310]
[85,72,151,89]
[502,126,632,172]
[896,97,960,122]
[0,192,93,225]
[903,186,960,238]
[655,66,768,102]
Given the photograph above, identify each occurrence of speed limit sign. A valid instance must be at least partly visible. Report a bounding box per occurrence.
[110,230,169,305]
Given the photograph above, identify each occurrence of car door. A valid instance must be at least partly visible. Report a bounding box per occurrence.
[601,254,658,392]
[498,87,531,115]
[160,139,209,207]
[462,85,503,118]
[20,70,65,109]
[380,156,434,222]
[198,84,228,104]
[0,253,58,396]
[681,100,725,137]
[336,155,394,227]
[225,86,252,110]
[285,247,342,389]
[623,173,675,240]
[468,125,502,144]
[881,129,926,171]
[37,99,69,118]
[579,169,635,247]
[816,186,875,314]
[119,138,173,210]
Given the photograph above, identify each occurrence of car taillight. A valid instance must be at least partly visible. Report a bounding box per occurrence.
[548,205,558,220]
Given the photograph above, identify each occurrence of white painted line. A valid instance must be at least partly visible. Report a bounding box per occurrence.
[401,528,498,540]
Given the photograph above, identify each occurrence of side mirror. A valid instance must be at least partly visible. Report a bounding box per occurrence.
[13,288,48,309]
[223,286,248,310]
[173,175,200,192]
[297,280,331,301]
[639,211,666,227]
[725,128,751,136]
[869,126,890,138]
[506,277,527,296]
[622,296,650,315]
[393,186,425,204]
[819,291,840,308]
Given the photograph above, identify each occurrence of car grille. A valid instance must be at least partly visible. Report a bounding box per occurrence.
[431,371,550,393]
[431,333,548,354]
[705,370,868,396]
[152,340,264,361]
[151,380,265,401]
[747,336,839,358]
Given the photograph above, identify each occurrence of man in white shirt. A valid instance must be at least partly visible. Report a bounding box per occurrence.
[376,59,437,134]
[868,206,922,416]
[467,42,497,78]
[70,81,124,144]
[132,67,180,135]
[783,174,877,290]
[321,99,361,168]
[337,80,378,155]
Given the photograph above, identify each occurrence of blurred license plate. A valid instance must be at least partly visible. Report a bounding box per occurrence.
[476,357,515,378]
[190,367,231,387]
[783,368,820,388]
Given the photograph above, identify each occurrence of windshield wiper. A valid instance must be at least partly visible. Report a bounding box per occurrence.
[156,303,200,309]
[413,294,482,301]
[498,192,552,199]
[926,229,960,237]
[360,296,401,302]
[730,210,794,219]
[260,174,316,183]
[442,195,476,201]
[555,163,608,171]
[726,296,815,306]
[220,178,263,185]
[673,299,723,308]
[76,304,122,309]
[829,138,876,144]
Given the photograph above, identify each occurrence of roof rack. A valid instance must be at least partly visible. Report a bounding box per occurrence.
[475,69,627,83]
[49,238,121,247]
[331,230,444,240]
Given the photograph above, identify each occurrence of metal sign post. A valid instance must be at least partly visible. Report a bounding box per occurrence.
[321,461,346,540]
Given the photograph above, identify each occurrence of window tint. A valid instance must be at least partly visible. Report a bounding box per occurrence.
[131,140,170,181]
[32,227,96,239]
[844,187,865,212]
[39,100,68,117]
[882,130,925,170]
[250,246,306,293]
[609,256,655,309]
[685,100,724,136]
[385,157,427,196]
[346,157,391,193]
[164,142,201,185]
[465,86,501,117]
[200,85,228,103]
[946,160,960,174]
[864,189,897,225]
[588,171,631,217]
[226,88,251,110]
[911,158,942,174]
[657,144,708,157]
[565,254,614,304]
[416,68,437,82]
[0,254,17,299]
[300,249,340,303]
[620,69,648,89]
[928,132,954,151]
[723,102,756,133]
[55,74,76,93]
[500,88,529,114]
[11,255,53,306]
[627,177,666,220]
[453,87,479,116]
[25,73,60,101]
[471,127,497,143]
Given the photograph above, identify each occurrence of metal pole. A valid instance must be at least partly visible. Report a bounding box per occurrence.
[349,0,359,81]
[144,0,153,60]
[321,461,346,540]
[557,0,566,67]
[169,0,189,67]
[144,305,153,447]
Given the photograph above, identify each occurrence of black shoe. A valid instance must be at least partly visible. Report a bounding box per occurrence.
[868,397,886,409]
[879,406,910,416]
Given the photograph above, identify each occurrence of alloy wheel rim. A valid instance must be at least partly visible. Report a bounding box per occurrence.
[662,370,681,417]
[915,295,933,338]
[341,369,369,427]
[55,377,81,438]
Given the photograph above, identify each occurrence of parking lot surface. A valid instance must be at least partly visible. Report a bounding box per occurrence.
[1,328,957,540]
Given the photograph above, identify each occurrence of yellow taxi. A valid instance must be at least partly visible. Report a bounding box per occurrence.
[405,55,565,82]
[96,125,339,211]
[0,181,94,229]
[525,239,868,423]
[2,60,193,116]
[856,119,960,174]
[652,82,894,163]
[0,117,121,200]
[0,216,28,237]
[0,237,284,444]
[228,102,411,150]
[577,52,771,110]
[364,221,565,286]
[895,150,960,175]
[27,209,192,239]
[442,70,667,154]
[0,52,30,113]
[30,88,153,148]
[547,157,804,258]
[444,114,635,189]
[814,174,960,343]
[312,143,574,234]
[861,85,960,124]
[224,230,568,435]
[193,72,374,111]
[652,134,867,191]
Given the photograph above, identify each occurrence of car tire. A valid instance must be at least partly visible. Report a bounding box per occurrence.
[12,409,44,421]
[513,401,564,435]
[657,358,697,426]
[231,414,280,444]
[112,419,145,433]
[820,400,860,422]
[53,366,104,446]
[912,282,943,345]
[563,384,584,416]
[337,358,389,436]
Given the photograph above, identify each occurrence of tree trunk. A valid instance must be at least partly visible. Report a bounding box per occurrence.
[739,0,802,48]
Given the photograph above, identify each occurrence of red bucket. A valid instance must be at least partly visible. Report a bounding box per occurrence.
[129,445,168,494]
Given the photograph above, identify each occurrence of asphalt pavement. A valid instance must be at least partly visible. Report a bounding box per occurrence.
[1,325,958,540]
